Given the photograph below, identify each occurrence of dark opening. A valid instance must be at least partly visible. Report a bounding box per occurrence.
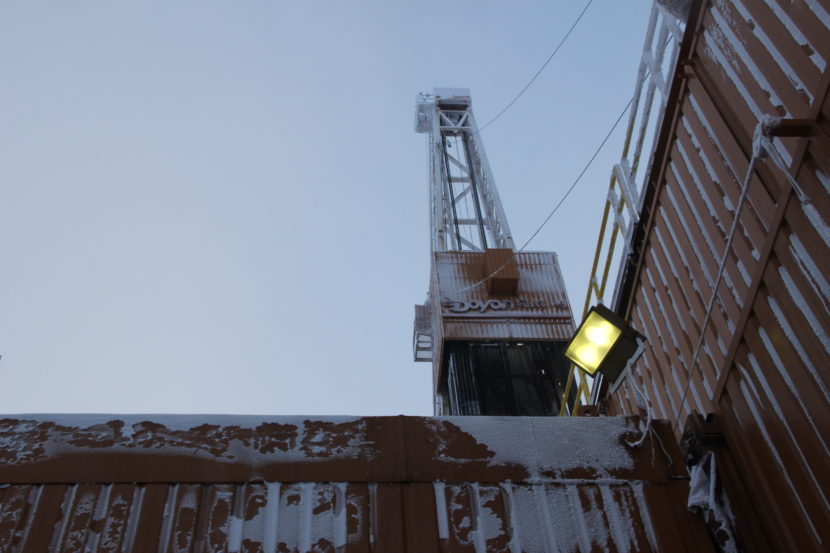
[442,341,576,416]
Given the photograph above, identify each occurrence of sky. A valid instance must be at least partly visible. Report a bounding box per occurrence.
[0,1,654,415]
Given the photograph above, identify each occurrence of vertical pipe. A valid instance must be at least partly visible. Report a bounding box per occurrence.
[462,131,489,249]
[442,134,464,250]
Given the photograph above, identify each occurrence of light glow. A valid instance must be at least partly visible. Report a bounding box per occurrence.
[565,310,623,375]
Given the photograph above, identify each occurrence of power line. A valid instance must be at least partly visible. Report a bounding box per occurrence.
[478,0,594,132]
[517,95,633,252]
[458,94,634,293]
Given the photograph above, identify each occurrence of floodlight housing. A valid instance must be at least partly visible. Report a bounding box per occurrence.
[565,304,644,384]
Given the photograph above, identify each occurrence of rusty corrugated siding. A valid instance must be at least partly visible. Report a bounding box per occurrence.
[0,415,714,552]
[432,251,575,342]
[0,481,675,553]
[604,0,830,551]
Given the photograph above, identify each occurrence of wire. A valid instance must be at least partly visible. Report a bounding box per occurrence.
[478,0,594,132]
[517,96,632,251]
[670,117,799,434]
[456,94,634,293]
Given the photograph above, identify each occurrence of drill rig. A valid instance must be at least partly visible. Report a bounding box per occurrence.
[413,88,577,416]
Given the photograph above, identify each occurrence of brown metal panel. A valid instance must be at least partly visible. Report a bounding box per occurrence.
[731,305,830,487]
[0,417,722,552]
[483,248,519,295]
[701,6,798,147]
[604,0,830,548]
[431,251,575,342]
[801,151,830,212]
[642,484,697,553]
[630,303,683,419]
[762,261,830,375]
[129,484,166,553]
[0,416,402,485]
[743,0,827,93]
[695,18,762,156]
[663,164,742,321]
[344,484,370,553]
[98,484,136,553]
[401,483,440,553]
[679,87,772,245]
[712,0,815,114]
[370,483,405,553]
[192,483,234,553]
[666,155,744,316]
[238,484,268,552]
[666,479,720,553]
[741,314,830,448]
[601,484,658,553]
[637,245,713,407]
[723,257,830,553]
[751,292,830,418]
[781,207,830,287]
[640,257,719,400]
[730,345,830,534]
[0,485,36,552]
[770,243,830,358]
[20,484,65,553]
[631,282,709,422]
[168,484,202,553]
[630,348,673,420]
[720,371,823,551]
[441,484,477,553]
[57,484,102,553]
[652,205,710,321]
[643,223,708,336]
[684,77,777,225]
[674,118,751,266]
[673,124,754,303]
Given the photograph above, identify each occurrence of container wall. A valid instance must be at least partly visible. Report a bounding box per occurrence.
[605,0,830,551]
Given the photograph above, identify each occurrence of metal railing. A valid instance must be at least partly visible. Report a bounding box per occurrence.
[559,2,686,415]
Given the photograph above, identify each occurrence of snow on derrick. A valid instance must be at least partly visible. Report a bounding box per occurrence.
[0,414,716,552]
[415,88,513,253]
[413,89,580,417]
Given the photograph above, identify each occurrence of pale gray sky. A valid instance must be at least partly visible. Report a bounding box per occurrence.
[1,1,652,415]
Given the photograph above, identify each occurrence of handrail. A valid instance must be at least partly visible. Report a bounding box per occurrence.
[560,2,685,415]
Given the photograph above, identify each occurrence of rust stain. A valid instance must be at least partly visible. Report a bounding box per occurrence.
[244,486,267,521]
[300,419,366,458]
[0,417,381,466]
[312,487,333,515]
[428,420,495,461]
[241,538,264,553]
[285,490,301,506]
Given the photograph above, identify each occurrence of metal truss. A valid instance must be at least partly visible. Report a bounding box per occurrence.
[416,89,514,253]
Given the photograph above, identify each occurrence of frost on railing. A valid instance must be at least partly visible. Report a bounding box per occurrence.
[561,1,688,413]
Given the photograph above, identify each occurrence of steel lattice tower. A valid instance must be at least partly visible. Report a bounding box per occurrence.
[415,89,515,253]
[413,88,577,417]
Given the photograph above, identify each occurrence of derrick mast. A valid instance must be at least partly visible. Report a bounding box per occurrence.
[413,88,577,416]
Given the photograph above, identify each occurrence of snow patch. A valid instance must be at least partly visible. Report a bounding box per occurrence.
[433,416,636,480]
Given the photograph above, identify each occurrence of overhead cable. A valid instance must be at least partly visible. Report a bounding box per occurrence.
[457,94,634,293]
[478,0,594,132]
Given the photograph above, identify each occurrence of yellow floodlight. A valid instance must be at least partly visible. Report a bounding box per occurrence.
[565,304,643,384]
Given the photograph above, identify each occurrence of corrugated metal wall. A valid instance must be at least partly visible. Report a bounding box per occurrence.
[427,251,576,393]
[432,251,575,342]
[0,414,715,553]
[605,0,830,551]
[0,480,686,553]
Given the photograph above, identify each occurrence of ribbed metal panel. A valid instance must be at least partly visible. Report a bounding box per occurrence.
[432,251,575,341]
[604,1,830,551]
[0,481,674,553]
[0,415,714,553]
